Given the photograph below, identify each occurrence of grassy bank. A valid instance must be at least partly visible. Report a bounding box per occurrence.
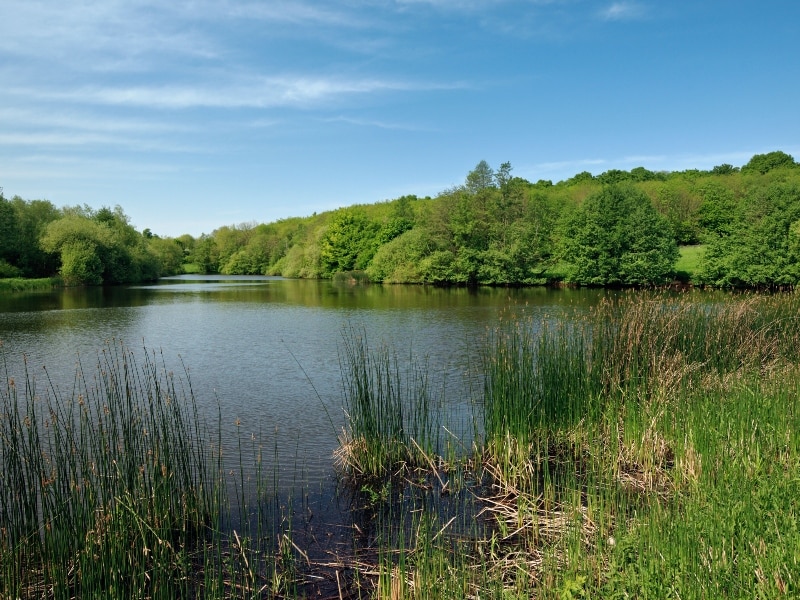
[0,277,61,292]
[336,292,800,598]
[674,244,706,281]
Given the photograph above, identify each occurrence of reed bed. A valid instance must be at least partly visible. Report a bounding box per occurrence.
[0,341,301,599]
[3,290,799,598]
[338,291,800,599]
[0,343,212,598]
[0,277,61,293]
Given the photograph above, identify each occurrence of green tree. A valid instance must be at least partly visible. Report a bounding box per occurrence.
[148,237,184,276]
[367,228,428,283]
[741,151,797,175]
[697,182,738,238]
[59,239,104,285]
[697,181,800,287]
[319,209,380,276]
[11,198,61,276]
[711,163,738,175]
[40,216,114,285]
[560,185,678,285]
[0,194,19,266]
[465,160,495,194]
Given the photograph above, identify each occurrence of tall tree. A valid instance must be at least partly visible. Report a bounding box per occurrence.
[465,160,495,194]
[560,185,678,285]
[319,209,380,275]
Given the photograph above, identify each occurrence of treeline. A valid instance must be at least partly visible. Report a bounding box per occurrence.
[177,150,800,287]
[0,201,183,284]
[2,150,800,287]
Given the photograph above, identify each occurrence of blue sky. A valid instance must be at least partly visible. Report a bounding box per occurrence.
[2,1,799,237]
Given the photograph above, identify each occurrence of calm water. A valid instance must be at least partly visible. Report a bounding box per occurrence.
[0,276,609,481]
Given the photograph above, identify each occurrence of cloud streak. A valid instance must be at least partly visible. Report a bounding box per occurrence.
[10,76,466,110]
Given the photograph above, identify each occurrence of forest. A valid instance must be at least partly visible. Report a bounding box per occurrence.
[2,150,800,288]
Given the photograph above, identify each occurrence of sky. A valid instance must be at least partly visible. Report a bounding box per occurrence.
[1,1,799,237]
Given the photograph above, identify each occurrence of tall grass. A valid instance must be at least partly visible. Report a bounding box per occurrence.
[0,342,211,598]
[0,277,61,292]
[335,327,440,482]
[0,341,301,599]
[4,291,799,598]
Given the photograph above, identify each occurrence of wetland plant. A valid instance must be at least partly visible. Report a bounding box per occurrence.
[335,327,440,482]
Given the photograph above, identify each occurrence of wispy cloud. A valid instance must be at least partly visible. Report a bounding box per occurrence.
[323,115,434,132]
[0,108,191,135]
[0,131,205,154]
[219,1,368,27]
[599,2,648,21]
[10,76,466,110]
[0,1,219,67]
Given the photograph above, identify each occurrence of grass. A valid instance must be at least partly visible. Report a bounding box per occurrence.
[675,244,706,281]
[335,327,440,482]
[181,262,205,274]
[0,277,62,292]
[0,341,299,599]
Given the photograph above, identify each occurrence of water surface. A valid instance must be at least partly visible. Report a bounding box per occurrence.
[1,276,609,480]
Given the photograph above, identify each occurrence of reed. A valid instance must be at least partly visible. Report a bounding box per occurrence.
[361,291,800,598]
[0,341,301,599]
[3,291,799,598]
[335,327,440,482]
[0,277,61,292]
[0,342,213,598]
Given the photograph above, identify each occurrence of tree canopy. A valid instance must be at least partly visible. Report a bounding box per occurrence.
[560,185,678,285]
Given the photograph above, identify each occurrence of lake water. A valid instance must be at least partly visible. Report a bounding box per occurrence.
[0,276,612,483]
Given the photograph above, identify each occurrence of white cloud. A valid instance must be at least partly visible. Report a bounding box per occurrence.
[10,76,465,110]
[323,115,434,131]
[0,108,191,135]
[599,2,647,21]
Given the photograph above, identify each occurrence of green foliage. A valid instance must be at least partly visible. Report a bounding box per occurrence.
[465,160,495,194]
[711,163,739,175]
[319,209,381,276]
[11,198,61,277]
[648,179,702,244]
[0,259,22,278]
[697,180,800,287]
[0,277,60,292]
[59,239,104,285]
[147,237,184,276]
[697,181,738,237]
[0,195,18,265]
[560,185,678,285]
[367,228,428,283]
[40,209,162,285]
[40,216,114,285]
[11,150,800,289]
[741,150,797,175]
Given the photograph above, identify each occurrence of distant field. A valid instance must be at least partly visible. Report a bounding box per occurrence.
[675,244,705,280]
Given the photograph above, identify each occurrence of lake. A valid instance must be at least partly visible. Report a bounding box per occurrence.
[0,276,612,483]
